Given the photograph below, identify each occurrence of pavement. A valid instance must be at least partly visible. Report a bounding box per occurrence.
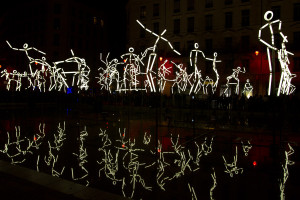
[0,160,127,200]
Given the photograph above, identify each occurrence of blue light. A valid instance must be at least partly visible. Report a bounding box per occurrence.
[67,87,73,94]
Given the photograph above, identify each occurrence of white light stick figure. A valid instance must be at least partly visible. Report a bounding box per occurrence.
[242,79,253,99]
[190,43,205,80]
[222,146,243,177]
[210,168,217,200]
[241,140,252,156]
[71,126,89,186]
[277,39,296,96]
[137,20,180,92]
[224,66,246,96]
[143,132,151,145]
[31,123,46,150]
[258,11,283,96]
[171,61,194,94]
[6,41,46,76]
[188,183,198,200]
[205,52,221,93]
[280,143,294,200]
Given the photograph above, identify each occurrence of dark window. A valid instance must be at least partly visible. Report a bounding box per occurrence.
[225,0,232,5]
[294,3,300,21]
[53,34,60,46]
[174,42,180,52]
[153,22,159,34]
[205,15,213,30]
[54,3,61,14]
[174,0,180,13]
[140,6,146,19]
[140,26,146,38]
[294,32,300,50]
[53,18,60,30]
[205,0,213,8]
[187,17,194,32]
[241,10,250,27]
[225,12,232,29]
[187,0,195,11]
[153,4,159,17]
[205,39,213,52]
[225,37,232,49]
[206,60,213,74]
[241,0,249,3]
[242,59,250,72]
[271,6,281,20]
[241,35,249,50]
[225,59,234,73]
[187,40,194,52]
[294,57,300,72]
[174,19,180,34]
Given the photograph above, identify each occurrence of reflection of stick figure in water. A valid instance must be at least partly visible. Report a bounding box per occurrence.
[258,11,283,96]
[225,66,246,95]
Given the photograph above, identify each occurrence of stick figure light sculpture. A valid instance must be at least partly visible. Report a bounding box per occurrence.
[242,79,253,99]
[136,20,181,92]
[224,66,246,96]
[258,11,283,96]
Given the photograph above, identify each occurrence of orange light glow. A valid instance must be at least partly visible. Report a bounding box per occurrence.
[253,161,257,166]
[159,57,163,62]
[255,51,259,56]
[122,144,125,148]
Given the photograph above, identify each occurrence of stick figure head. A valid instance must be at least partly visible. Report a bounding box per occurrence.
[264,11,273,22]
[23,43,28,48]
[214,52,217,57]
[129,47,134,53]
[194,43,199,49]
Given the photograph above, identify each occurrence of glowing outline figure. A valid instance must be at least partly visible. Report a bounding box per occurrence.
[6,41,46,76]
[280,143,294,200]
[210,168,217,200]
[258,11,283,96]
[224,66,246,96]
[120,47,145,92]
[136,20,180,92]
[222,146,243,177]
[205,52,221,93]
[190,43,205,83]
[171,61,194,94]
[277,39,296,96]
[71,127,89,186]
[241,140,252,156]
[242,79,254,99]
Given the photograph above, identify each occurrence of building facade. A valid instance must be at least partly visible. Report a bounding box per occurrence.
[126,0,300,96]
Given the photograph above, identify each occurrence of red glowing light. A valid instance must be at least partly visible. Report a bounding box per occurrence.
[34,136,37,141]
[122,144,125,148]
[123,59,126,63]
[159,57,163,62]
[35,62,38,65]
[122,134,125,137]
[253,161,257,166]
[157,148,161,153]
[255,51,259,56]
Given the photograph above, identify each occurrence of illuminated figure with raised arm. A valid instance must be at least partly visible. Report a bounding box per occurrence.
[120,47,145,92]
[277,39,296,96]
[224,66,246,96]
[136,20,180,92]
[157,59,172,93]
[258,11,283,96]
[171,61,194,94]
[6,41,46,76]
[205,52,221,93]
[242,79,253,99]
[98,53,122,93]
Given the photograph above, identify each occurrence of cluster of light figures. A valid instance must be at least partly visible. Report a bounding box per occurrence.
[0,122,295,199]
[1,10,296,97]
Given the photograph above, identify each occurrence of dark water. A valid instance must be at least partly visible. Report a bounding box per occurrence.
[0,99,299,200]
